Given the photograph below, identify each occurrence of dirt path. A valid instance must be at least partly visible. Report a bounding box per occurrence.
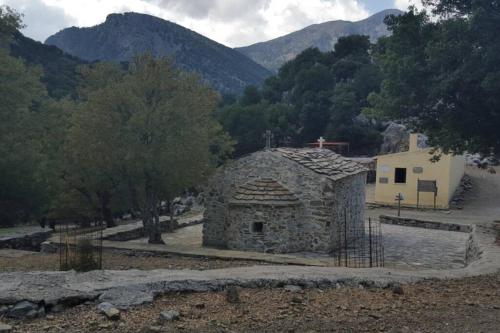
[461,166,500,219]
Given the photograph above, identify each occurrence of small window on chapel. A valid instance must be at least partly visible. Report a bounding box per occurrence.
[395,168,407,184]
[252,222,263,233]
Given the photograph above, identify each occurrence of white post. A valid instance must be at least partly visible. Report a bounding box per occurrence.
[317,137,325,149]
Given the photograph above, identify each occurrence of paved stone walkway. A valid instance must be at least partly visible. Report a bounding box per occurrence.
[382,224,469,270]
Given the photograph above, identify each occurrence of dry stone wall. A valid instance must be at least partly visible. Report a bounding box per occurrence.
[227,203,303,253]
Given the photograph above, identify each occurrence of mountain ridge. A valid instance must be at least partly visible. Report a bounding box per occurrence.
[236,9,403,72]
[45,12,272,94]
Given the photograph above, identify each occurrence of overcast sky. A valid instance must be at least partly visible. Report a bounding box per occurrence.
[0,0,423,47]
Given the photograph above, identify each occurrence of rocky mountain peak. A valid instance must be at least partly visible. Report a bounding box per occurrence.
[45,12,271,94]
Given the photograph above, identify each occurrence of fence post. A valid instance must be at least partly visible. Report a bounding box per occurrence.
[344,210,348,267]
[369,217,373,268]
[99,223,103,269]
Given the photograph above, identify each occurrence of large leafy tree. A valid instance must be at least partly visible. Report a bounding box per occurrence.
[367,2,500,154]
[0,6,51,226]
[0,5,21,46]
[68,55,228,243]
[60,63,126,226]
[0,51,48,226]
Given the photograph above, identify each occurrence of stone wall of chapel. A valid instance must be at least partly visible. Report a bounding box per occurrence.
[202,150,366,253]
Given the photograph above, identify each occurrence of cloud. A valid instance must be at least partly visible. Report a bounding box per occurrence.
[1,0,371,47]
[151,0,370,47]
[394,0,424,11]
[0,0,76,42]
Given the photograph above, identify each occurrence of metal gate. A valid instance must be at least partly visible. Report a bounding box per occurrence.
[59,219,104,271]
[331,213,385,268]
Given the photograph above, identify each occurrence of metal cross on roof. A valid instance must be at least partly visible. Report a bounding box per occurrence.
[263,130,273,150]
[317,136,326,149]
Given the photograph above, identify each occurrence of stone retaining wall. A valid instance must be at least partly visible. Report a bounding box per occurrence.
[0,230,53,251]
[104,220,175,241]
[379,215,472,233]
[40,219,204,253]
[105,219,202,241]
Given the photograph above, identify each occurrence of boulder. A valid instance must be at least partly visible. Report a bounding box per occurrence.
[97,302,114,312]
[226,286,240,304]
[97,302,120,320]
[183,196,195,208]
[141,326,162,333]
[0,323,12,333]
[380,122,409,154]
[158,310,180,323]
[173,204,187,216]
[104,307,120,320]
[0,306,8,316]
[195,193,205,205]
[284,285,303,293]
[388,282,404,295]
[8,301,38,319]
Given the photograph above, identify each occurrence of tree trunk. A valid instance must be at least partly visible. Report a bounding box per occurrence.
[144,177,164,244]
[168,199,175,232]
[101,191,116,228]
[127,177,141,222]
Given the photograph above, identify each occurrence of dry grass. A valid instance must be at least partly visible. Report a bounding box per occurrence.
[0,250,273,272]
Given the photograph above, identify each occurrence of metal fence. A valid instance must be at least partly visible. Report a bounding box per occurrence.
[331,215,385,268]
[59,220,104,271]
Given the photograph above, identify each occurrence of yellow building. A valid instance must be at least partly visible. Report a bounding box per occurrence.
[374,134,465,209]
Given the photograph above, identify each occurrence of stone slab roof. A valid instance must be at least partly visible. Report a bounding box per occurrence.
[231,178,299,206]
[275,148,368,181]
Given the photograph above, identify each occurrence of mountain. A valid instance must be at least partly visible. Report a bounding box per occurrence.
[236,9,403,72]
[10,31,86,99]
[45,12,272,94]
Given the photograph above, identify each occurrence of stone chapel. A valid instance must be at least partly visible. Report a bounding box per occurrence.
[202,148,367,254]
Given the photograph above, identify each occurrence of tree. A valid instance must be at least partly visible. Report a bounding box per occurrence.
[0,5,22,46]
[366,4,500,154]
[245,36,382,154]
[56,63,127,227]
[240,85,262,106]
[68,55,228,243]
[217,103,269,156]
[0,8,48,226]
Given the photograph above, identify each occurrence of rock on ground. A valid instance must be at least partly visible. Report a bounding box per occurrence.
[226,286,240,304]
[97,302,120,320]
[284,285,303,293]
[8,301,38,319]
[158,309,180,323]
[0,323,12,333]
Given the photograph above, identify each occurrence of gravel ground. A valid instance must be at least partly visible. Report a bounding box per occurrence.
[0,250,274,272]
[4,273,499,333]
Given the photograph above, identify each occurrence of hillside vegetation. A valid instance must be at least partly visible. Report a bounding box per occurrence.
[10,32,85,99]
